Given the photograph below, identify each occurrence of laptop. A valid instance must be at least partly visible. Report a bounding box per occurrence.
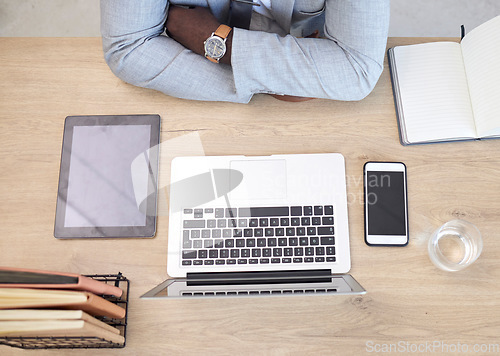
[142,153,365,298]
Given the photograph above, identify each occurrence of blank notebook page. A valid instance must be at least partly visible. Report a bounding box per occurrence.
[394,42,476,143]
[461,15,500,137]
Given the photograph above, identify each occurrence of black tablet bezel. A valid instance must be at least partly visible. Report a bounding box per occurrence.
[54,114,161,239]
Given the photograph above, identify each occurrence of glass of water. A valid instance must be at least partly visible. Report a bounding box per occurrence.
[428,219,483,272]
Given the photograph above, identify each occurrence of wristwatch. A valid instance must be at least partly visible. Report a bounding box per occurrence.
[204,24,232,63]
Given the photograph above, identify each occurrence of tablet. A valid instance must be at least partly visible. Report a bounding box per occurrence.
[54,115,161,238]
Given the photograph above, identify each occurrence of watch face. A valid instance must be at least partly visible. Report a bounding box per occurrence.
[204,36,226,60]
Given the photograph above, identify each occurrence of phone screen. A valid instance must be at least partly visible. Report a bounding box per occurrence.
[366,171,407,236]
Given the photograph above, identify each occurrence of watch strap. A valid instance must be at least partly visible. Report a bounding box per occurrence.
[214,24,232,40]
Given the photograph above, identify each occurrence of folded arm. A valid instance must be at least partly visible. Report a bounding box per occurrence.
[100,0,390,103]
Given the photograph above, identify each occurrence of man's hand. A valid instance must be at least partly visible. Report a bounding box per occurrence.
[166,6,232,64]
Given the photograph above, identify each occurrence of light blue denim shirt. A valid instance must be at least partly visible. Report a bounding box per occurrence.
[100,0,390,103]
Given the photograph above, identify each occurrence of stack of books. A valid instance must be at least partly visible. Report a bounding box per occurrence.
[0,267,126,346]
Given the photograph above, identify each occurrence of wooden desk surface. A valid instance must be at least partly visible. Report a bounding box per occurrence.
[1,37,500,355]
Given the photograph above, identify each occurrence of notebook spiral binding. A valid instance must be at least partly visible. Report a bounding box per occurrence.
[0,273,129,349]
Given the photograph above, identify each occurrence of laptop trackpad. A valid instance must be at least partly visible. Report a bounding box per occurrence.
[229,160,287,201]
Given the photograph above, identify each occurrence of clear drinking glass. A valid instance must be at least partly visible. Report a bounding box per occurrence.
[428,219,483,272]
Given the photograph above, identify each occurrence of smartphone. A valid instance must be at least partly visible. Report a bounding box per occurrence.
[363,162,408,246]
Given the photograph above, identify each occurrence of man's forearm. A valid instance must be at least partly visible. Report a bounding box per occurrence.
[166,5,233,65]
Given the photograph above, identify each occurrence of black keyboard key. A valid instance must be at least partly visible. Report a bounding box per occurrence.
[305,247,314,256]
[260,258,270,264]
[220,249,229,258]
[293,257,303,263]
[294,247,304,256]
[246,238,256,247]
[216,260,225,265]
[249,259,258,264]
[238,219,247,227]
[286,228,295,236]
[326,256,336,262]
[233,229,243,237]
[257,238,266,247]
[198,250,208,259]
[252,248,261,257]
[275,228,285,236]
[227,259,236,265]
[259,218,269,227]
[291,218,300,226]
[263,248,272,257]
[304,257,314,262]
[228,219,237,228]
[282,258,291,263]
[267,238,277,247]
[236,239,245,247]
[193,260,203,265]
[204,260,214,265]
[299,237,308,246]
[204,240,213,248]
[215,208,224,218]
[244,228,253,237]
[254,228,264,237]
[225,239,234,248]
[316,247,325,255]
[231,249,240,258]
[271,258,280,263]
[191,230,200,238]
[318,227,334,235]
[223,229,232,237]
[241,249,250,258]
[265,228,274,237]
[289,237,298,246]
[307,227,316,235]
[184,209,193,214]
[304,206,313,215]
[296,227,306,236]
[312,217,321,225]
[193,240,202,248]
[249,219,258,227]
[278,238,287,246]
[273,248,282,257]
[321,237,335,245]
[202,230,211,238]
[238,259,247,264]
[182,260,192,265]
[284,247,293,256]
[212,229,222,238]
[324,205,334,215]
[217,219,226,228]
[326,246,336,255]
[239,207,289,217]
[301,217,310,226]
[314,206,323,215]
[270,218,280,226]
[207,219,217,228]
[291,206,302,216]
[226,208,237,218]
[315,257,325,262]
[280,218,289,226]
[310,237,320,245]
[209,250,218,258]
[182,250,197,259]
[322,216,334,225]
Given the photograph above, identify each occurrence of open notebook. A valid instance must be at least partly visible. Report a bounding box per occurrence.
[388,15,500,145]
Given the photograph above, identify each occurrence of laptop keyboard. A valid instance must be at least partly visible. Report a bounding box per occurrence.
[181,206,336,267]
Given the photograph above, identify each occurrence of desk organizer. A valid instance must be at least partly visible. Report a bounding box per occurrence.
[0,273,129,350]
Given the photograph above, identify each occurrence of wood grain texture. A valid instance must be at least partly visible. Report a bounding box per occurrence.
[1,37,500,355]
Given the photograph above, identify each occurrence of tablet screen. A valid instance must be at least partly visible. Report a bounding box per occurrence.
[54,115,160,238]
